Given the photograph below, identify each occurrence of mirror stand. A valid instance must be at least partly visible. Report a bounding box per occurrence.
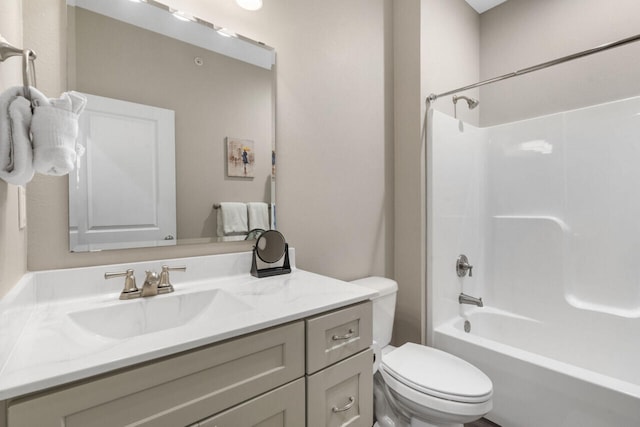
[251,244,291,278]
[251,230,291,278]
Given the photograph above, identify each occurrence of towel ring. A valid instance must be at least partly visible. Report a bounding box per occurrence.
[22,49,37,101]
[0,35,37,102]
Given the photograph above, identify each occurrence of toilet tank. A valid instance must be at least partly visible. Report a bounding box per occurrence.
[350,277,398,347]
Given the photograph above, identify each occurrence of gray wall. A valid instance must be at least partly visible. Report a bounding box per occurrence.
[423,0,480,345]
[23,0,394,288]
[480,0,640,126]
[0,0,27,297]
[72,9,273,241]
[394,0,480,344]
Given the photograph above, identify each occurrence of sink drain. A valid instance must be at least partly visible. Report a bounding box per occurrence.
[464,320,471,333]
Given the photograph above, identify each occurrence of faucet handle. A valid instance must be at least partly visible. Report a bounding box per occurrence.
[157,265,186,294]
[144,270,160,284]
[105,269,141,300]
[456,254,473,277]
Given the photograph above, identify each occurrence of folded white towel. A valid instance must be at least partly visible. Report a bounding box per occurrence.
[30,88,87,176]
[247,202,270,231]
[0,87,34,185]
[216,202,249,237]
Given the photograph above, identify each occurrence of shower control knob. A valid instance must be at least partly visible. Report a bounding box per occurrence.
[456,254,473,277]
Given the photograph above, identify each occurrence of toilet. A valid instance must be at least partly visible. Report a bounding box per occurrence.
[351,277,493,427]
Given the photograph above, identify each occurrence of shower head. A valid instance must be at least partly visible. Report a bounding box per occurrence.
[452,95,479,110]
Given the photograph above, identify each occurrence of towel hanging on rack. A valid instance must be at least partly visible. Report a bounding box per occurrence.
[30,88,87,176]
[0,87,34,185]
[0,36,86,182]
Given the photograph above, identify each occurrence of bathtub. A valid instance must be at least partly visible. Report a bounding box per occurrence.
[433,307,640,427]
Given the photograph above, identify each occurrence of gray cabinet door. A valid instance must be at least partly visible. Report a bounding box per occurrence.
[198,378,305,427]
[307,349,373,427]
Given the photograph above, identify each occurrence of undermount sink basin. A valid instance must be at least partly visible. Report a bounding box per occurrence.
[68,289,253,339]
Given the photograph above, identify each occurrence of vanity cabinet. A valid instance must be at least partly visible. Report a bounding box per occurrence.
[7,322,304,427]
[306,301,373,427]
[4,301,373,427]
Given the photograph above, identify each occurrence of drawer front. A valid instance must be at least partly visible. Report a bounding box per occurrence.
[198,378,305,427]
[306,349,373,427]
[8,322,304,427]
[306,301,372,374]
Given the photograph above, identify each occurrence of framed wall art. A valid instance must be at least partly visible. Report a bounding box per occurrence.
[226,137,255,178]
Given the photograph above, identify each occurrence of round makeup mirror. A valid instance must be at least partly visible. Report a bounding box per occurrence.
[251,230,291,278]
[255,230,286,263]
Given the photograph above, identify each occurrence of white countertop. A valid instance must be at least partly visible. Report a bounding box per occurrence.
[0,250,377,400]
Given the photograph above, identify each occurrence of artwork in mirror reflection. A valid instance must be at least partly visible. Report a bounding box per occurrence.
[67,0,276,252]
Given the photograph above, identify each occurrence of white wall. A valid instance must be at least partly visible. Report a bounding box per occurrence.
[0,0,28,297]
[23,0,394,284]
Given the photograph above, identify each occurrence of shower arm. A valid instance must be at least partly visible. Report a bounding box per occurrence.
[427,32,640,103]
[452,95,478,118]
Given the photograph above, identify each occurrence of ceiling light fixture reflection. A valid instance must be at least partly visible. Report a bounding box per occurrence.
[236,0,263,11]
[172,10,195,22]
[216,28,236,38]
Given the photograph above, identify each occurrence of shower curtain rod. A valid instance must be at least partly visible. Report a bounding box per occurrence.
[426,33,640,103]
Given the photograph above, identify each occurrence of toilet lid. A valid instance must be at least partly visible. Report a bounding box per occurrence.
[380,343,492,403]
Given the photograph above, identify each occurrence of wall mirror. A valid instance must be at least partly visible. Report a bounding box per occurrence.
[66,0,276,252]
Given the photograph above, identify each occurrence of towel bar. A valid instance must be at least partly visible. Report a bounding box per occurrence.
[213,203,272,210]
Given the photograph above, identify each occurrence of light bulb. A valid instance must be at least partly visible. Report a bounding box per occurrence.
[236,0,263,11]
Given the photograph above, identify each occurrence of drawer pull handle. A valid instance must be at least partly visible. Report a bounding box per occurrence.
[332,328,355,341]
[332,396,355,413]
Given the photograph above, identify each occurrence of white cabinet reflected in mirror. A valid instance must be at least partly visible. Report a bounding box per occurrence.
[67,0,276,252]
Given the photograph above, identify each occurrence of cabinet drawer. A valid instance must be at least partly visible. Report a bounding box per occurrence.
[306,301,372,374]
[306,349,373,427]
[198,378,305,427]
[8,322,304,427]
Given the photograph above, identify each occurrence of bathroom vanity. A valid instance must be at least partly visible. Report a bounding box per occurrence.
[0,251,375,426]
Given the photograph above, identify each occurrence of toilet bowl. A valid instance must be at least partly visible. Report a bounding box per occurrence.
[351,277,493,427]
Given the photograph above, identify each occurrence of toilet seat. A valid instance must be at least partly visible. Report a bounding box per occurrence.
[380,343,492,404]
[379,368,493,423]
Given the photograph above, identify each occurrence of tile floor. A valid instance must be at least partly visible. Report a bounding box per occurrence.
[465,418,501,427]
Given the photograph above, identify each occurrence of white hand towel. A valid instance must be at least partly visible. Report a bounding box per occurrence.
[247,202,270,231]
[0,87,34,185]
[30,88,87,176]
[216,202,249,237]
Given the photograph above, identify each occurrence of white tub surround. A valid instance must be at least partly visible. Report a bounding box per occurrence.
[428,96,640,426]
[0,250,377,400]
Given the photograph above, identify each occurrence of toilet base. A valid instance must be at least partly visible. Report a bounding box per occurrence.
[410,419,461,427]
[374,418,462,427]
[374,372,482,427]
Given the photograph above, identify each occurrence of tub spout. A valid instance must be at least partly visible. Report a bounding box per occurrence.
[459,293,483,307]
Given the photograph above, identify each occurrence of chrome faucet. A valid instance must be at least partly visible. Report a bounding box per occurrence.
[105,265,186,299]
[459,293,483,307]
[140,270,161,297]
